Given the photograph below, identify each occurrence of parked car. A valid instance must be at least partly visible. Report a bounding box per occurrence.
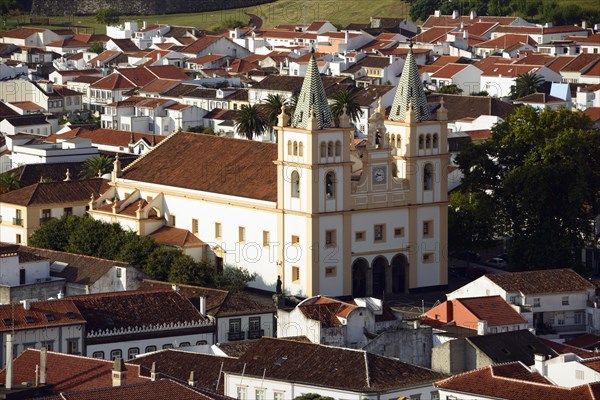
[487,257,508,269]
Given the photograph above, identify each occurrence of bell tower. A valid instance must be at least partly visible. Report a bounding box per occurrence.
[385,43,449,291]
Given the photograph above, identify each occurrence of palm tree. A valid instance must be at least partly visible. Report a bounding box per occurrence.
[510,71,545,100]
[0,173,20,194]
[80,155,114,179]
[234,104,268,140]
[330,89,364,127]
[262,94,289,127]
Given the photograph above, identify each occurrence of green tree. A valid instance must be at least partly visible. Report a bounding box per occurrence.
[29,215,79,251]
[448,191,496,255]
[509,71,545,100]
[80,155,113,179]
[330,89,363,126]
[436,84,463,95]
[456,107,600,270]
[214,266,256,292]
[470,90,489,96]
[168,257,214,286]
[88,42,105,54]
[145,247,182,281]
[0,0,16,23]
[117,232,158,271]
[409,0,441,22]
[235,104,268,140]
[293,394,335,400]
[262,94,289,127]
[95,7,120,26]
[0,172,20,194]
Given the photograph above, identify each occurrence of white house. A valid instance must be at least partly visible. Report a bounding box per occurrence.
[430,63,483,94]
[480,64,561,98]
[576,83,600,110]
[88,49,450,298]
[447,269,596,337]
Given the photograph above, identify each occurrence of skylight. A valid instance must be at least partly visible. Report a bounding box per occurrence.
[45,313,55,322]
[24,316,34,323]
[3,318,13,326]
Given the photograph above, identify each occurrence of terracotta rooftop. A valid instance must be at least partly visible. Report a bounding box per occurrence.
[121,131,278,202]
[0,162,86,187]
[412,26,454,44]
[474,34,538,49]
[9,101,43,110]
[422,15,518,29]
[560,53,600,73]
[583,106,600,122]
[427,93,515,120]
[46,127,165,148]
[181,35,222,55]
[0,349,148,393]
[109,38,141,53]
[0,299,85,332]
[298,296,357,327]
[431,63,472,78]
[0,178,110,206]
[485,268,595,294]
[0,27,46,39]
[137,280,275,318]
[148,226,204,248]
[514,92,566,104]
[435,362,600,399]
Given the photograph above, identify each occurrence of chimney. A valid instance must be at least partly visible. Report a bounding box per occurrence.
[143,21,147,30]
[434,10,441,17]
[452,10,459,19]
[188,371,197,386]
[198,296,206,316]
[111,154,121,182]
[470,10,477,20]
[57,290,64,299]
[150,362,158,381]
[477,319,488,335]
[20,299,31,310]
[582,21,587,30]
[533,353,547,376]
[6,333,13,390]
[40,346,47,385]
[112,357,127,387]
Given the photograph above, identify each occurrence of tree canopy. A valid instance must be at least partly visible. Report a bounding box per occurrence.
[95,7,120,26]
[235,104,268,140]
[455,107,600,270]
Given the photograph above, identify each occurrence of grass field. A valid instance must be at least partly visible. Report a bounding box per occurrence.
[4,0,411,34]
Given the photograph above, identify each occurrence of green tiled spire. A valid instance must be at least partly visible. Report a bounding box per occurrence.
[291,54,333,130]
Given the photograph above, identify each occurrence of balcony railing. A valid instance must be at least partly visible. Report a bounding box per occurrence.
[228,331,245,341]
[13,218,23,226]
[247,329,264,340]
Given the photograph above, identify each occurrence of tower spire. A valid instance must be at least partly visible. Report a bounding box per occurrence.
[389,42,431,122]
[291,54,333,130]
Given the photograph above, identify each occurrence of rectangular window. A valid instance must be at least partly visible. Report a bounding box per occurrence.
[325,266,336,277]
[575,311,584,325]
[533,298,541,307]
[116,268,122,278]
[192,219,199,234]
[215,222,222,239]
[63,207,73,216]
[394,227,404,237]
[249,316,261,332]
[255,389,265,400]
[110,349,122,360]
[92,351,104,359]
[291,235,300,245]
[41,208,51,222]
[423,220,433,237]
[325,230,336,247]
[229,318,242,333]
[19,269,26,285]
[238,226,246,243]
[292,266,300,282]
[67,339,78,355]
[274,392,285,400]
[127,347,140,359]
[562,296,569,306]
[556,312,565,325]
[263,230,270,246]
[169,214,176,226]
[374,224,385,242]
[145,345,157,353]
[16,234,21,244]
[41,341,54,351]
[236,386,247,400]
[355,231,365,241]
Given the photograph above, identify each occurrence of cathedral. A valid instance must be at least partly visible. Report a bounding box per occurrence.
[88,46,449,298]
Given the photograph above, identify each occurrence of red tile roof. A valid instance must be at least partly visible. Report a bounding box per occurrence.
[431,63,471,78]
[0,299,85,332]
[464,22,498,36]
[573,33,600,44]
[9,101,43,110]
[583,59,600,77]
[121,131,278,202]
[422,15,518,29]
[0,178,110,206]
[474,34,538,49]
[0,27,46,39]
[148,226,204,248]
[47,127,164,148]
[181,35,222,55]
[540,338,599,358]
[561,53,600,72]
[298,296,358,327]
[584,106,600,122]
[481,63,540,77]
[458,296,528,326]
[485,268,595,294]
[413,27,454,44]
[0,349,149,393]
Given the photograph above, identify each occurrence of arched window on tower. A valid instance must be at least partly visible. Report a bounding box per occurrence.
[287,140,292,155]
[418,135,424,150]
[291,171,300,198]
[320,142,327,158]
[299,142,304,157]
[327,142,334,157]
[426,134,431,149]
[293,141,298,156]
[433,134,439,148]
[335,141,341,156]
[424,163,433,191]
[325,172,336,199]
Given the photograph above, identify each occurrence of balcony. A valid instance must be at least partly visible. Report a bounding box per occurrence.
[13,218,23,226]
[247,329,264,340]
[228,331,245,341]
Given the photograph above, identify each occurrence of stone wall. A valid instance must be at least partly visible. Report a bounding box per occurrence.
[0,280,65,304]
[362,325,433,368]
[32,0,276,16]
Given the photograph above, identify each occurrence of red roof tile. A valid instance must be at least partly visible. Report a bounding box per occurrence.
[149,226,204,248]
[46,128,165,149]
[181,36,222,55]
[0,178,110,206]
[298,296,358,327]
[0,299,85,331]
[474,34,538,49]
[422,15,518,29]
[431,63,471,78]
[0,27,46,39]
[485,268,595,294]
[458,296,528,326]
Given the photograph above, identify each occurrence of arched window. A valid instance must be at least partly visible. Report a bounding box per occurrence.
[418,135,424,149]
[327,142,334,157]
[320,142,326,158]
[433,134,439,148]
[424,163,433,191]
[325,172,336,199]
[335,141,341,156]
[293,141,298,156]
[299,142,304,157]
[291,171,300,198]
[426,134,431,149]
[287,140,292,155]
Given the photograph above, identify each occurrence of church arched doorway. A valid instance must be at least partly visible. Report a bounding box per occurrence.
[391,253,409,294]
[372,256,388,299]
[352,258,368,298]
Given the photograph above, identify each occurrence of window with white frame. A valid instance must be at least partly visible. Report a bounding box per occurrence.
[236,386,247,400]
[562,296,569,306]
[255,389,265,400]
[110,349,122,360]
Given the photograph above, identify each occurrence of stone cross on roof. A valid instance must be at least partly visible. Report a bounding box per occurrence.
[389,42,431,122]
[291,54,333,130]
